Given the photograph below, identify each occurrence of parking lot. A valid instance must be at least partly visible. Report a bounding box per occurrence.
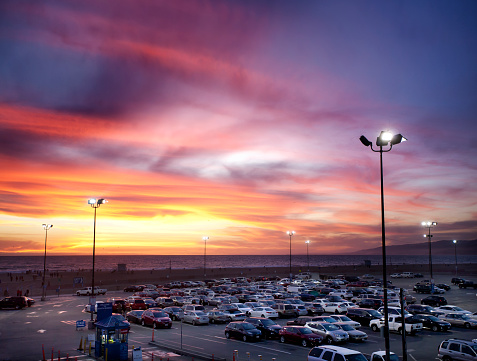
[0,273,476,360]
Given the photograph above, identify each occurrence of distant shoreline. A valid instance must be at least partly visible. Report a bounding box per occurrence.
[1,262,475,298]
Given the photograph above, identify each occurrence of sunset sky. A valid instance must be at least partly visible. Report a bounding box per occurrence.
[1,1,476,256]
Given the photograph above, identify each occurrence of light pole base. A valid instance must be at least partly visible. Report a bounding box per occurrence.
[88,321,96,330]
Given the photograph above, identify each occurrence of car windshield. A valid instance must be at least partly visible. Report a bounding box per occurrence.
[261,319,276,326]
[340,324,354,331]
[299,328,313,334]
[322,323,340,331]
[461,315,473,320]
[340,316,352,322]
[345,355,368,361]
[426,315,439,321]
[452,307,465,311]
[195,311,207,316]
[153,312,167,318]
[369,310,382,318]
[242,323,255,330]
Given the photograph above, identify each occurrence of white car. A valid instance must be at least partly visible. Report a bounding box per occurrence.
[340,301,358,309]
[323,302,348,314]
[248,307,278,319]
[329,289,353,299]
[435,305,472,315]
[231,303,252,314]
[391,273,402,278]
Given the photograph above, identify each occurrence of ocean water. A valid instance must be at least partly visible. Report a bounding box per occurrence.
[0,254,475,273]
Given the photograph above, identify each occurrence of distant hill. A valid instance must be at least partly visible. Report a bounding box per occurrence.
[351,239,477,256]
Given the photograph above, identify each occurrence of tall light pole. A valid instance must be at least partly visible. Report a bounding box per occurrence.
[287,231,295,281]
[422,221,437,281]
[88,198,107,323]
[41,224,53,301]
[453,240,458,276]
[203,236,209,277]
[360,130,407,361]
[305,240,310,272]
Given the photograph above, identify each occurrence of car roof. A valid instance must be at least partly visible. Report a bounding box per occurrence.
[315,345,362,355]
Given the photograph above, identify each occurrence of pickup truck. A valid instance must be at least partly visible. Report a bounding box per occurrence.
[76,287,107,296]
[369,315,423,335]
[458,280,477,289]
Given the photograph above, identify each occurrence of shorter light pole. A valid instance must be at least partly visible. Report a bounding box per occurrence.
[422,221,437,281]
[305,240,310,272]
[453,240,458,276]
[88,198,107,324]
[203,236,209,277]
[287,231,295,281]
[41,224,53,301]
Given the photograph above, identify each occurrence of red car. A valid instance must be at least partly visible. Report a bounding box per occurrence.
[279,326,323,347]
[141,309,172,328]
[125,297,147,310]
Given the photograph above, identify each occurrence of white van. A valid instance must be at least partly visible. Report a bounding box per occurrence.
[401,272,415,278]
[308,345,367,361]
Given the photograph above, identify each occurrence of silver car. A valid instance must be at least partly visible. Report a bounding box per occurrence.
[440,313,477,329]
[183,311,209,325]
[222,309,246,321]
[329,315,361,329]
[335,323,368,342]
[305,321,349,344]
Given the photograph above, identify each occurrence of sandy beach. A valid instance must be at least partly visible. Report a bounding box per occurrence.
[1,262,476,298]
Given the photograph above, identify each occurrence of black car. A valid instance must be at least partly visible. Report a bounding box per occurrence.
[225,321,262,342]
[163,306,184,321]
[0,296,28,310]
[413,284,432,294]
[406,304,440,316]
[407,314,451,332]
[435,283,451,291]
[346,308,382,327]
[358,298,382,309]
[451,277,464,285]
[245,317,282,339]
[123,285,143,292]
[125,310,144,324]
[298,293,316,302]
[421,295,447,307]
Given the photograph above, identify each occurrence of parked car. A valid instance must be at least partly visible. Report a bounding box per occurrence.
[438,338,477,360]
[125,297,147,310]
[141,309,172,328]
[435,305,472,315]
[279,326,323,347]
[406,314,451,332]
[377,306,410,317]
[276,304,296,318]
[346,308,382,327]
[329,314,361,329]
[124,285,143,292]
[0,296,28,310]
[303,302,325,315]
[207,310,229,324]
[305,322,349,345]
[125,310,144,324]
[156,297,175,308]
[322,302,348,314]
[358,298,382,309]
[406,304,440,316]
[162,306,184,321]
[420,295,447,307]
[451,277,465,285]
[248,306,279,319]
[334,323,368,342]
[183,311,209,325]
[245,317,282,339]
[308,345,368,361]
[413,284,432,294]
[224,321,262,342]
[222,309,246,321]
[439,313,477,329]
[436,283,451,291]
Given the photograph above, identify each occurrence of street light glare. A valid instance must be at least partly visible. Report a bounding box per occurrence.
[88,198,96,204]
[453,240,457,244]
[380,131,393,141]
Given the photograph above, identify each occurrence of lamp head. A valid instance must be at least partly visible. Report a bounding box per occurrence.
[391,133,407,145]
[359,135,372,147]
[305,240,310,244]
[42,224,53,230]
[376,131,393,146]
[287,231,295,236]
[453,240,457,244]
[203,236,209,241]
[88,198,96,205]
[98,199,107,205]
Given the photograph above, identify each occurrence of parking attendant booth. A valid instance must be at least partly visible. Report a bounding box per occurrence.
[95,316,129,360]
